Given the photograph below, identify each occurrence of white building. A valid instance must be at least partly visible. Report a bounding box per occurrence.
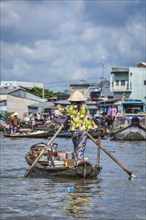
[0,81,43,89]
[110,62,146,105]
[0,87,46,118]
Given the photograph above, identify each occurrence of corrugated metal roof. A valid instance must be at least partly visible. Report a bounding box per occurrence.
[122,100,145,105]
[54,100,71,106]
[90,88,101,92]
[70,83,98,86]
[111,67,129,73]
[0,87,20,94]
[28,102,54,108]
[135,62,146,67]
[0,87,46,102]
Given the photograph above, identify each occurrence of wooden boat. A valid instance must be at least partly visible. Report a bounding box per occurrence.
[50,130,72,138]
[89,128,108,138]
[0,118,8,131]
[111,124,146,141]
[3,130,51,138]
[50,128,108,138]
[116,100,146,128]
[0,119,5,131]
[25,143,101,179]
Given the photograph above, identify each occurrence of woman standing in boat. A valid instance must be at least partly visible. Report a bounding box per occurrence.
[57,90,98,164]
[10,112,20,134]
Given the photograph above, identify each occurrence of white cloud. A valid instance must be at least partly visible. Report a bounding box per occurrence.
[1,0,145,91]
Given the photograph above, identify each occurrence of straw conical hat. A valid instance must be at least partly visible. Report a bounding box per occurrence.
[11,112,19,117]
[14,112,19,116]
[68,90,87,102]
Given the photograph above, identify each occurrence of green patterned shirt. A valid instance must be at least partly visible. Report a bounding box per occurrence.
[59,103,97,132]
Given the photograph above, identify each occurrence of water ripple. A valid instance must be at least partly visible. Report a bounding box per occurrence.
[0,133,145,220]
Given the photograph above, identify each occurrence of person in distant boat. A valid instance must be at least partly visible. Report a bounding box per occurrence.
[111,106,117,127]
[111,106,116,119]
[122,93,126,101]
[10,112,20,134]
[107,106,112,127]
[31,117,36,130]
[57,90,98,164]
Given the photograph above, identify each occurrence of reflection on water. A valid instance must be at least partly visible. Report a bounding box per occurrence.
[0,132,146,220]
[61,180,100,219]
[63,194,91,218]
[63,189,90,217]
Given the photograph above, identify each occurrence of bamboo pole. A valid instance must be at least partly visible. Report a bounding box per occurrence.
[86,131,135,178]
[97,137,101,166]
[24,123,65,177]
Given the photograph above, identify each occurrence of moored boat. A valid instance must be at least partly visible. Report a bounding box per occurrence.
[3,130,51,138]
[25,143,101,179]
[0,117,8,131]
[110,124,146,141]
[0,119,6,131]
[115,100,146,128]
[50,128,108,138]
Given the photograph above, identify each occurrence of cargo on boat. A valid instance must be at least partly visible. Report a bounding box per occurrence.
[25,143,101,179]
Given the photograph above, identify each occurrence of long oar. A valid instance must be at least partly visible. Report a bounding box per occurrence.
[24,123,65,178]
[86,131,135,178]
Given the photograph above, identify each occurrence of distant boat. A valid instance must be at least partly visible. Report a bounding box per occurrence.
[111,122,146,141]
[116,100,146,127]
[50,128,108,138]
[111,99,146,140]
[0,118,7,131]
[0,114,8,131]
[3,130,51,138]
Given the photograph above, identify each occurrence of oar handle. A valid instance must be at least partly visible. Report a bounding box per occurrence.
[86,131,135,178]
[24,123,65,177]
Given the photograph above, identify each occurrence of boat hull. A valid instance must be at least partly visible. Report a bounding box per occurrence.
[111,125,146,141]
[50,129,107,138]
[25,152,101,179]
[3,131,51,138]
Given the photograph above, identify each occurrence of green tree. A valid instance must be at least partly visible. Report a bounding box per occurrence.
[20,86,65,99]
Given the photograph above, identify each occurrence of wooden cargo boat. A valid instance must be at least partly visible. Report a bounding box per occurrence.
[25,143,101,179]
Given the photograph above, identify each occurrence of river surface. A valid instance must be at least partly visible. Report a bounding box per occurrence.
[0,132,146,220]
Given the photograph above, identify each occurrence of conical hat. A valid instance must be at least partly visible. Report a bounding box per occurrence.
[11,112,19,116]
[68,90,87,102]
[14,112,19,116]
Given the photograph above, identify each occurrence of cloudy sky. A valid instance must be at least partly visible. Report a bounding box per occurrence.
[1,0,145,92]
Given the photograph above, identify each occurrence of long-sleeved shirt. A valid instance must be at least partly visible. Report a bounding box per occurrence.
[57,103,97,132]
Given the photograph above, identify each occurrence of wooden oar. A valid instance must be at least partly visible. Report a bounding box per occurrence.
[97,137,101,166]
[86,131,135,178]
[24,123,65,178]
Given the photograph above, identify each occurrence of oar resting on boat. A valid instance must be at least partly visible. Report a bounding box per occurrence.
[24,122,66,177]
